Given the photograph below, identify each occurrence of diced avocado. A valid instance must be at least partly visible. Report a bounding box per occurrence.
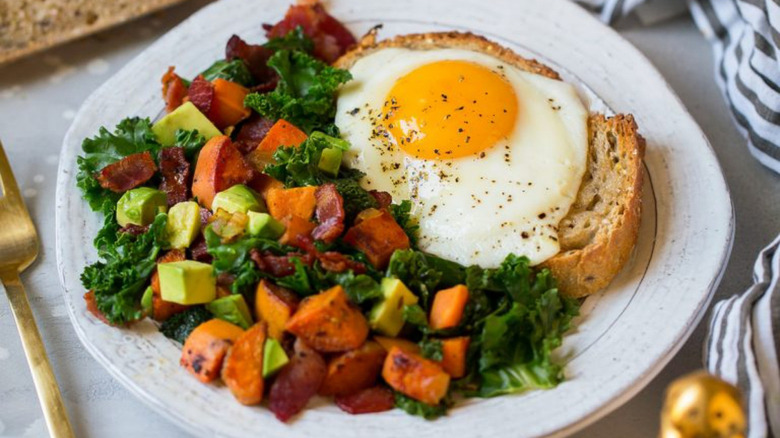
[116,187,168,227]
[211,184,265,215]
[318,147,343,177]
[158,260,216,305]
[141,286,154,314]
[263,338,289,378]
[205,295,253,329]
[246,212,286,239]
[369,278,419,337]
[165,201,201,249]
[152,101,222,146]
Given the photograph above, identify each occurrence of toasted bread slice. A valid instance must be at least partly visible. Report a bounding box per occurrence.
[335,31,645,298]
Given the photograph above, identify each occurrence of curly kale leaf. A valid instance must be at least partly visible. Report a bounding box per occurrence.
[80,214,168,325]
[244,49,351,133]
[76,117,161,212]
[174,129,206,160]
[263,26,314,53]
[389,200,419,247]
[159,306,212,344]
[394,392,449,420]
[200,59,254,87]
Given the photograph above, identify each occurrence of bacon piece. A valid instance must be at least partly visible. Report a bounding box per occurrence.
[369,190,392,209]
[161,66,187,113]
[188,235,212,263]
[96,151,157,193]
[188,75,215,115]
[268,339,327,422]
[265,3,356,64]
[335,386,395,415]
[158,146,191,206]
[317,251,366,274]
[119,224,150,236]
[233,114,277,154]
[312,183,345,243]
[199,207,213,228]
[226,35,276,87]
[250,248,314,277]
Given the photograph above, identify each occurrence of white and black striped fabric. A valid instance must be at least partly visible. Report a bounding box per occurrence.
[578,0,780,173]
[705,235,780,438]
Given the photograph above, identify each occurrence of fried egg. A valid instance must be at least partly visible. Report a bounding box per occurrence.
[335,47,588,267]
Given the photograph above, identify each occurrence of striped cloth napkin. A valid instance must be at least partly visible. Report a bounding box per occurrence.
[581,0,780,174]
[705,235,780,437]
[578,1,780,436]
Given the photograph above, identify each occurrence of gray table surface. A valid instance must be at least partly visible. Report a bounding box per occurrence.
[1,2,778,437]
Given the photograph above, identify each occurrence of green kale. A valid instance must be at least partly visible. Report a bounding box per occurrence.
[402,303,429,329]
[469,256,579,397]
[159,306,212,344]
[80,214,168,324]
[174,129,206,160]
[200,59,254,87]
[274,256,383,303]
[204,227,290,294]
[76,117,161,212]
[332,170,379,221]
[276,257,314,295]
[394,392,448,420]
[389,201,419,247]
[263,26,314,53]
[327,270,383,304]
[386,249,456,308]
[244,49,351,133]
[419,338,443,361]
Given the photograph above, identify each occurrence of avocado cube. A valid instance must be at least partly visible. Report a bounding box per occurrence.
[262,338,289,378]
[152,101,222,146]
[205,294,253,329]
[158,260,216,305]
[116,187,168,227]
[369,278,419,337]
[141,286,154,315]
[211,184,265,215]
[246,212,286,239]
[317,147,343,177]
[165,201,201,249]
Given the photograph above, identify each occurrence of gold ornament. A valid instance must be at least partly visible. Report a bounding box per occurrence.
[660,371,746,438]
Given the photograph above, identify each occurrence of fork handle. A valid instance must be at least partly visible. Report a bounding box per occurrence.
[3,274,75,438]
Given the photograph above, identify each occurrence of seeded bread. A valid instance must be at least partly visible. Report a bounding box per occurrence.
[336,30,645,298]
[0,0,189,65]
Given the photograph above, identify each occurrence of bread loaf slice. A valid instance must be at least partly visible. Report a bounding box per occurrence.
[336,31,645,298]
[0,0,188,65]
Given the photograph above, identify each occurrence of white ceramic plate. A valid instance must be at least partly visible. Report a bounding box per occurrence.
[55,0,734,436]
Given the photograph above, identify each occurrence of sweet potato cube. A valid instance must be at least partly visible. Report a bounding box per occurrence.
[222,323,267,405]
[382,347,450,405]
[256,119,308,154]
[374,336,421,355]
[254,280,300,340]
[180,319,244,383]
[343,208,411,269]
[266,186,318,221]
[209,78,251,129]
[439,337,470,379]
[191,136,254,210]
[278,215,316,246]
[319,341,387,396]
[429,285,469,330]
[285,285,369,353]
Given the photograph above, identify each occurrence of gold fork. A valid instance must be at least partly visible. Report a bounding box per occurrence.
[0,143,74,438]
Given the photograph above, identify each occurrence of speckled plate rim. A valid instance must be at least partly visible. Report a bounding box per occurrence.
[55,0,734,437]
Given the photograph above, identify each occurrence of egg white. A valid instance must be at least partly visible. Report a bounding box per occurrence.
[335,48,588,267]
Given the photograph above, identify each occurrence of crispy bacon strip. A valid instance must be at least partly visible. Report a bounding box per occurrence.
[161,66,187,113]
[312,183,345,243]
[369,190,392,209]
[265,3,356,63]
[317,251,366,274]
[158,146,190,206]
[188,235,212,263]
[188,75,215,115]
[250,248,314,277]
[233,114,276,154]
[226,35,276,87]
[119,224,149,236]
[96,151,157,193]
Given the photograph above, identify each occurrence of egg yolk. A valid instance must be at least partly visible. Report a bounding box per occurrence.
[381,60,518,160]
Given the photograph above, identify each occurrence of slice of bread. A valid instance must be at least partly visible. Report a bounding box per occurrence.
[335,30,645,298]
[0,0,188,65]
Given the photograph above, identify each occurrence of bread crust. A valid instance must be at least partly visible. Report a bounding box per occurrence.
[335,31,645,297]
